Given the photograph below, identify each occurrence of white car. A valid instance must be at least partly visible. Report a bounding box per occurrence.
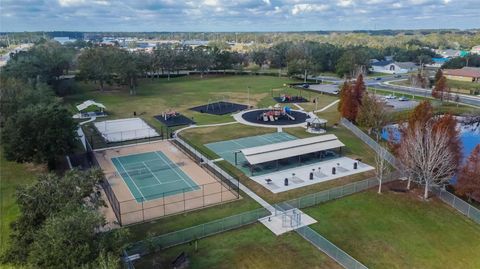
[398,96,409,101]
[384,94,397,100]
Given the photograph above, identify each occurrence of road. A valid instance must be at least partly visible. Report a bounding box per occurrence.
[311,74,480,107]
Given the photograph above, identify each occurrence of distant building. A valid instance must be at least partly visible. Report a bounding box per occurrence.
[425,58,450,68]
[471,45,480,55]
[436,49,469,58]
[53,37,76,45]
[443,67,480,82]
[370,60,417,74]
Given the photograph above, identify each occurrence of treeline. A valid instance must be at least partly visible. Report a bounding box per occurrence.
[0,41,130,269]
[2,30,480,49]
[75,40,437,91]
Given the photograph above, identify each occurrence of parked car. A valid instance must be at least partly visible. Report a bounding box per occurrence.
[394,75,402,78]
[398,96,409,101]
[384,94,396,100]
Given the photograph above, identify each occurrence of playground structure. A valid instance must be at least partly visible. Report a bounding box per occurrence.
[190,97,248,115]
[272,88,309,103]
[154,110,195,127]
[257,105,296,122]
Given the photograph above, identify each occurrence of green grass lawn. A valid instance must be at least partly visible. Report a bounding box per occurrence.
[133,223,341,269]
[0,149,44,262]
[127,196,261,242]
[180,106,377,204]
[66,75,339,132]
[303,188,480,269]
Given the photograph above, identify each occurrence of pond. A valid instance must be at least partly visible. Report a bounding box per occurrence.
[382,122,480,183]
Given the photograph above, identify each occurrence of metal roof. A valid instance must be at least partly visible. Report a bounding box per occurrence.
[241,134,344,165]
[76,100,106,111]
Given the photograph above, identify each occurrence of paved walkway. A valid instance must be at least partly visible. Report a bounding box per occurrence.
[314,100,339,113]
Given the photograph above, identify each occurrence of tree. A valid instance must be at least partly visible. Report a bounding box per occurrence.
[434,69,443,84]
[114,51,141,95]
[352,74,366,106]
[191,48,214,78]
[335,48,370,78]
[1,103,77,169]
[1,170,128,268]
[0,78,54,125]
[395,102,462,199]
[77,46,118,91]
[337,81,351,112]
[357,93,389,136]
[250,49,268,68]
[456,145,480,203]
[432,75,450,102]
[357,92,391,193]
[3,41,74,85]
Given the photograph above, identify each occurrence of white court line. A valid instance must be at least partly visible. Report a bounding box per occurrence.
[115,158,147,202]
[138,179,186,190]
[154,151,196,191]
[142,161,163,185]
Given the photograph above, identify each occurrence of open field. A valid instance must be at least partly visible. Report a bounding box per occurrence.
[133,223,341,269]
[66,75,336,130]
[0,150,44,267]
[304,188,480,269]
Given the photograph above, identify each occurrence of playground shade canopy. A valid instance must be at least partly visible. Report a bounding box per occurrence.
[76,100,106,111]
[241,134,344,165]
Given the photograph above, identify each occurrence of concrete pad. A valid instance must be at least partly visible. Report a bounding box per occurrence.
[259,209,317,236]
[252,157,374,193]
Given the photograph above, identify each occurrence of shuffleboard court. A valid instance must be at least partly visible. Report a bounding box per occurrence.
[111,151,199,202]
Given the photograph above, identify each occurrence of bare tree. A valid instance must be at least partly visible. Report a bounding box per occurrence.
[375,146,391,194]
[397,122,458,199]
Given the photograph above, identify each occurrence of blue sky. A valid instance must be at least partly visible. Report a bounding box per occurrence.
[1,0,479,32]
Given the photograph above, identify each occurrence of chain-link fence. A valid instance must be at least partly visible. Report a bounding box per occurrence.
[276,171,399,210]
[124,208,270,257]
[340,118,400,170]
[297,226,368,269]
[432,187,480,224]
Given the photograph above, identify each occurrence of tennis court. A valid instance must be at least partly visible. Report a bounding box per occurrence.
[205,132,297,174]
[111,151,199,202]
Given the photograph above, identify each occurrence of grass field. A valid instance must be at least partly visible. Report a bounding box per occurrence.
[0,150,44,261]
[133,223,341,269]
[66,75,337,130]
[127,196,261,242]
[304,188,480,269]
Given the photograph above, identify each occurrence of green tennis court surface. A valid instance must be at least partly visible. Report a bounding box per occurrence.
[111,151,199,202]
[205,132,297,175]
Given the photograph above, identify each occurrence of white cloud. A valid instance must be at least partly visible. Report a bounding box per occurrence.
[58,0,85,7]
[292,4,329,15]
[337,0,354,7]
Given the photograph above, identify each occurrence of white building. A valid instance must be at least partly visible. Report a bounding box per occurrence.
[370,60,417,74]
[471,45,480,55]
